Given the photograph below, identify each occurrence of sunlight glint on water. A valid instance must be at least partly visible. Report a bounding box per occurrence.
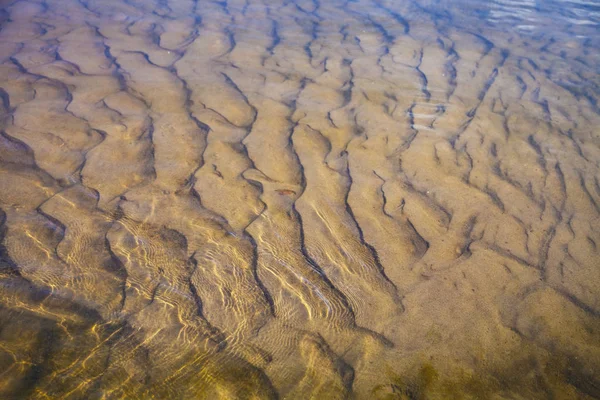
[0,0,599,398]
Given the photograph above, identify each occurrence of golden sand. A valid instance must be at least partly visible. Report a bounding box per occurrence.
[0,0,599,398]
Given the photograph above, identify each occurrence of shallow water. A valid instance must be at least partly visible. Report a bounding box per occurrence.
[0,0,599,398]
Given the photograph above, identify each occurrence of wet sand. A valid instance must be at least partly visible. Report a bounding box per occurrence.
[0,0,599,398]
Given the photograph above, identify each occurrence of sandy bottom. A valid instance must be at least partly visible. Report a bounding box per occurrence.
[0,0,599,398]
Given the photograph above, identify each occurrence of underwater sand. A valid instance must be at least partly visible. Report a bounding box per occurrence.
[0,0,599,398]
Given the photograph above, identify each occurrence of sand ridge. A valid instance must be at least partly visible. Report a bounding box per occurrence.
[0,0,599,398]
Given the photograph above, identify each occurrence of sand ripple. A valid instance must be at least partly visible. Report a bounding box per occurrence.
[0,0,599,398]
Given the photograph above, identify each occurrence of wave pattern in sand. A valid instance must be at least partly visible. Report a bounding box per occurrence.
[0,0,599,398]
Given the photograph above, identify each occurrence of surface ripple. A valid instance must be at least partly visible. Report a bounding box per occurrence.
[0,0,599,398]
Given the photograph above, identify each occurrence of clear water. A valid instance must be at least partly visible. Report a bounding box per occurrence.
[0,0,599,398]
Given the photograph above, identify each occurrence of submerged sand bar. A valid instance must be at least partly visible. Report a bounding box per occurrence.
[0,0,599,398]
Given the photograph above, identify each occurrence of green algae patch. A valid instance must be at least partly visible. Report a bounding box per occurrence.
[371,353,598,400]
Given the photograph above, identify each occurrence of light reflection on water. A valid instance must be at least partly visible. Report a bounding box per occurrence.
[0,0,599,398]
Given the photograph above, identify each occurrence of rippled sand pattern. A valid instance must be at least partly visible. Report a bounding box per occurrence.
[0,0,599,397]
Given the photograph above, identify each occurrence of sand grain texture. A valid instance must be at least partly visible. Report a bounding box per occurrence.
[0,0,599,398]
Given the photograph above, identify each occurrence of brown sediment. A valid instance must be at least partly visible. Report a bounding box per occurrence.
[0,0,599,398]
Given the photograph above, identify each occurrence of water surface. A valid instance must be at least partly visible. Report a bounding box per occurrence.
[0,0,599,398]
